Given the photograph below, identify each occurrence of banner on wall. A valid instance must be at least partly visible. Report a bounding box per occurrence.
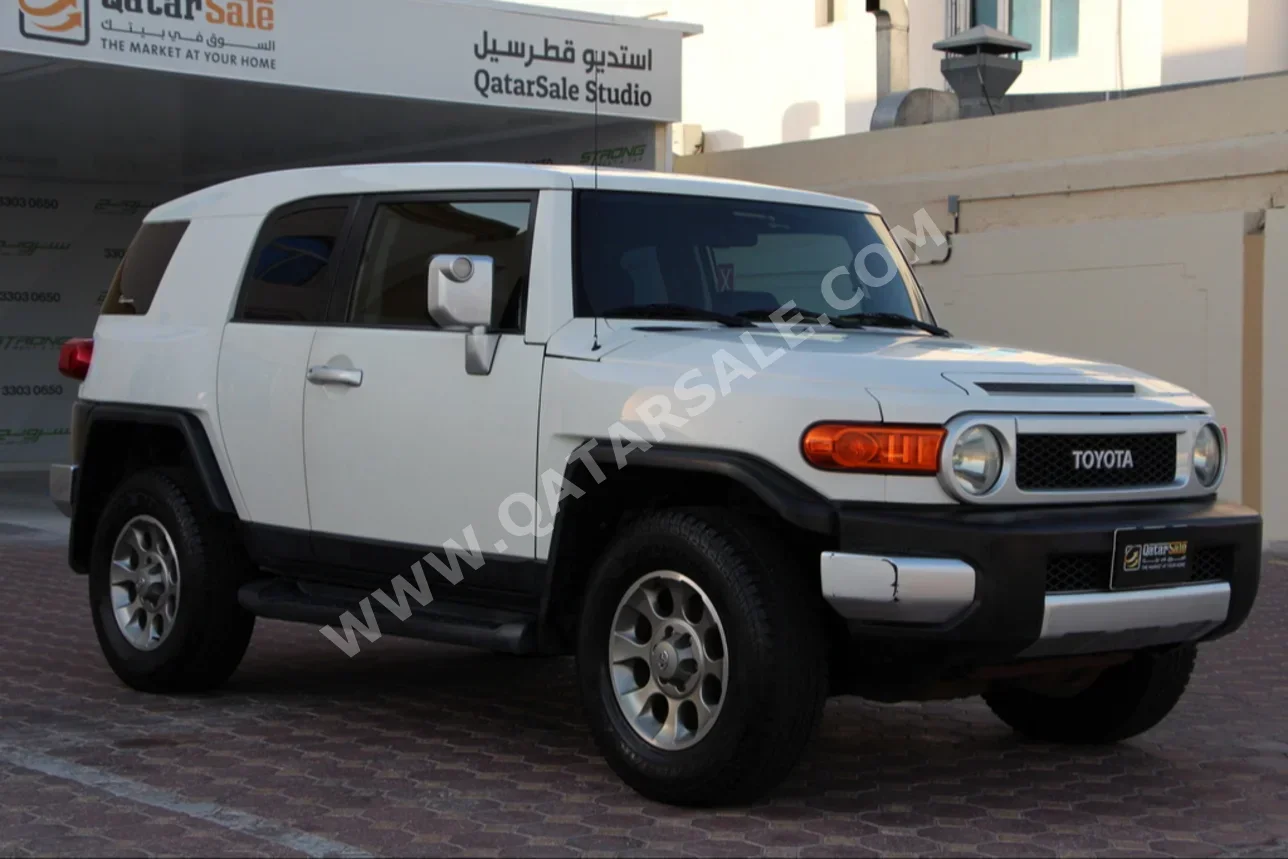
[2,0,686,122]
[447,121,658,170]
[0,181,176,465]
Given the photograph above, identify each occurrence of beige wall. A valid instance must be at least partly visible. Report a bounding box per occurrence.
[1246,0,1288,76]
[676,75,1288,197]
[907,0,948,91]
[677,74,1288,535]
[1261,210,1288,534]
[1243,230,1264,514]
[1162,0,1250,84]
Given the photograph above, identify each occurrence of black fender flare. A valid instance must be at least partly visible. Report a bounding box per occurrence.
[536,440,837,651]
[575,441,837,535]
[69,403,236,573]
[79,403,235,512]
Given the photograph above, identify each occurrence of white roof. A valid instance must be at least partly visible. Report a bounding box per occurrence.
[147,163,880,221]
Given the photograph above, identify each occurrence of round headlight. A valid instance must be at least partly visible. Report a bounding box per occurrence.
[952,426,1003,496]
[1192,424,1223,488]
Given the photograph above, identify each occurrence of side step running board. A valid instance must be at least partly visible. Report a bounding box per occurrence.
[238,578,538,655]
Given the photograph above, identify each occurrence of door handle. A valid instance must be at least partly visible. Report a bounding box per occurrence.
[306,365,363,387]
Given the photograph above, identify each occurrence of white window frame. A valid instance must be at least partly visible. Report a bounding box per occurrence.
[946,0,1010,34]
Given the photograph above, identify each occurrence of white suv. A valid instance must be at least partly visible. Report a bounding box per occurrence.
[50,163,1262,806]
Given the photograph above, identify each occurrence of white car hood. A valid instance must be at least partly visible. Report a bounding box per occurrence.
[545,321,1210,421]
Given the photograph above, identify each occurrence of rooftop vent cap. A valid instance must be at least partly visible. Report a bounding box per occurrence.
[933,24,1031,56]
[934,25,1031,106]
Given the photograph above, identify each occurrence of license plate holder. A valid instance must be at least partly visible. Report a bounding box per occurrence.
[1111,526,1192,590]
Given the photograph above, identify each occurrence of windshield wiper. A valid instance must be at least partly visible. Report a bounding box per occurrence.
[831,312,952,337]
[735,307,833,324]
[599,303,756,328]
[738,307,950,337]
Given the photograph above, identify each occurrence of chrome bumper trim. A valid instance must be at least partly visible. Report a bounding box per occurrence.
[49,464,78,518]
[1019,582,1230,658]
[821,552,976,624]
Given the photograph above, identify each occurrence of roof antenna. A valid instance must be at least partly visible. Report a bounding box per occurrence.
[592,66,601,190]
[591,65,603,351]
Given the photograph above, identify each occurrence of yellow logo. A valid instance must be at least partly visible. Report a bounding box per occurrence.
[19,0,89,45]
[1123,545,1141,572]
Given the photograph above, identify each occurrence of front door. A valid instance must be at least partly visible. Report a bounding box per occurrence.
[302,193,544,585]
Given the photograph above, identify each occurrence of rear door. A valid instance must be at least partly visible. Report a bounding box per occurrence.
[216,197,359,533]
[301,192,545,583]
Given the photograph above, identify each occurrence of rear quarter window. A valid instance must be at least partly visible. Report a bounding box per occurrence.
[100,221,190,316]
[234,203,352,323]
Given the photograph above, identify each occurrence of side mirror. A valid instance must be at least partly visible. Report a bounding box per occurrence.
[427,254,501,377]
[428,254,495,328]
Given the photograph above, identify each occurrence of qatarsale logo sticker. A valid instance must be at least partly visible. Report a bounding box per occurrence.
[19,0,90,46]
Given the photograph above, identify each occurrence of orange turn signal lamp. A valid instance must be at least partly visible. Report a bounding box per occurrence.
[802,423,946,474]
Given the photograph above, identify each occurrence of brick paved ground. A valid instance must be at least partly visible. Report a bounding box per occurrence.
[1,525,1285,858]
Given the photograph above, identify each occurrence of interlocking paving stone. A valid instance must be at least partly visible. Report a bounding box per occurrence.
[0,539,1284,857]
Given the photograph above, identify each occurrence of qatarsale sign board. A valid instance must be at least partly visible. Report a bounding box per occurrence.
[2,0,685,122]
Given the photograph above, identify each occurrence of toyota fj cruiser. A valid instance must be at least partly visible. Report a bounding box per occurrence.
[51,163,1262,806]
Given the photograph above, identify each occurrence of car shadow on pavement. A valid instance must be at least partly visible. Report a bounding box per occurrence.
[218,627,1173,810]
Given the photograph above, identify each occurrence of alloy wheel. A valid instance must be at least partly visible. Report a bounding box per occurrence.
[109,515,181,652]
[609,570,729,750]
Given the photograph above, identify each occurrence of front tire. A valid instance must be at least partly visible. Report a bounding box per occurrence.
[984,643,1197,744]
[89,468,255,694]
[577,508,828,806]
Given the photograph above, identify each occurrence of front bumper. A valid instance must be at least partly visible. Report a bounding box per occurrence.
[823,499,1261,664]
[50,464,78,518]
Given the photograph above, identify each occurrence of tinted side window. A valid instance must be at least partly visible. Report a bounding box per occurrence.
[348,200,533,330]
[100,221,189,316]
[236,205,349,323]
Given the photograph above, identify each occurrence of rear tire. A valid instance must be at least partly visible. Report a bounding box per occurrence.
[89,468,255,693]
[577,508,828,806]
[984,644,1197,744]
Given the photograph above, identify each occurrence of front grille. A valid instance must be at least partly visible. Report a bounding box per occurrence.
[1045,546,1232,593]
[1190,546,1232,583]
[1046,554,1110,593]
[1016,433,1177,491]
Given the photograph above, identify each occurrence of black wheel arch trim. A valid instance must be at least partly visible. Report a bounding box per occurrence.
[69,402,237,574]
[536,440,838,651]
[578,441,837,534]
[79,403,235,512]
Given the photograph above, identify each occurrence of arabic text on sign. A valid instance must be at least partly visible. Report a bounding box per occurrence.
[473,30,653,74]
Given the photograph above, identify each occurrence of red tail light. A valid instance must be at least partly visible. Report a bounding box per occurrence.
[58,338,93,381]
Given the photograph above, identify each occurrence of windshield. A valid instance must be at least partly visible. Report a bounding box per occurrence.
[574,191,933,323]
